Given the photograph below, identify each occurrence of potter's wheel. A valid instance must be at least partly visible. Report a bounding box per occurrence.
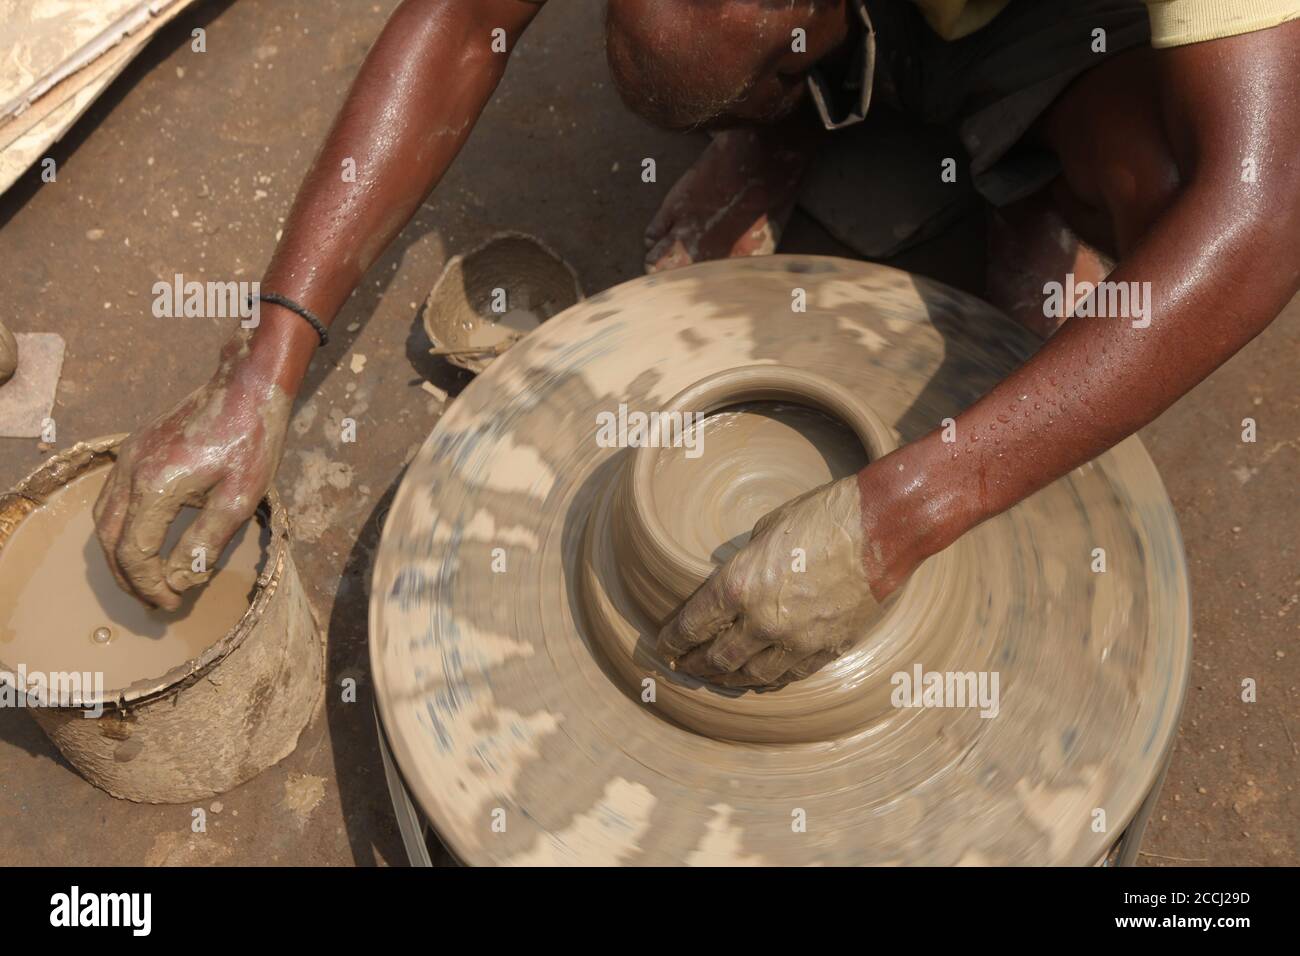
[370,256,1190,865]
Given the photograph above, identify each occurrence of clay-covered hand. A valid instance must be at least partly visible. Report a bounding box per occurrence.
[93,334,292,610]
[657,476,889,688]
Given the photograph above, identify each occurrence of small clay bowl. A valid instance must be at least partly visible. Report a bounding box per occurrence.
[615,365,897,625]
[423,232,583,374]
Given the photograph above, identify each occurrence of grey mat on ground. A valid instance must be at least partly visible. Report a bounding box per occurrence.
[0,332,65,438]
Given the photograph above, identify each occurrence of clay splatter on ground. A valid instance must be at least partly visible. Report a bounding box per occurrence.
[282,772,328,830]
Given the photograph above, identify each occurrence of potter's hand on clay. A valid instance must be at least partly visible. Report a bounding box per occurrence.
[93,334,291,610]
[658,476,889,688]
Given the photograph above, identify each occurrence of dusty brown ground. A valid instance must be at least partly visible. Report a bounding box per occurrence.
[0,0,1294,866]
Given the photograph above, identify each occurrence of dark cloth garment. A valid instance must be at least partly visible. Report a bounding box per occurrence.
[801,0,1149,256]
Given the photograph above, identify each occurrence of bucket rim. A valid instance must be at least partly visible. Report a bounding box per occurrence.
[0,434,289,712]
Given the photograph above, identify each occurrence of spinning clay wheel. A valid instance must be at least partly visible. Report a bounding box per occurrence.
[371,256,1190,866]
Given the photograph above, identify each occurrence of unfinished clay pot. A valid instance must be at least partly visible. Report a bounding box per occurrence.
[617,365,894,622]
[579,363,914,744]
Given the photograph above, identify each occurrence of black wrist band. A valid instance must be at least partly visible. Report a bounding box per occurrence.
[250,292,329,347]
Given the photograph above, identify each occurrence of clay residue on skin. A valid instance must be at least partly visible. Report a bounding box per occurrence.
[0,467,267,691]
[635,400,880,688]
[663,477,883,688]
[584,460,899,742]
[92,329,292,607]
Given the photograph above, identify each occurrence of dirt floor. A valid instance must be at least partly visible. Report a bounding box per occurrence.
[0,0,1295,866]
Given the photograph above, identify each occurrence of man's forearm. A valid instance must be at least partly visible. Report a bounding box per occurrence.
[247,0,539,393]
[860,21,1300,594]
[866,176,1300,587]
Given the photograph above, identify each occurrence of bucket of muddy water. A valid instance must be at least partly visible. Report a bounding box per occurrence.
[423,231,582,374]
[0,436,323,803]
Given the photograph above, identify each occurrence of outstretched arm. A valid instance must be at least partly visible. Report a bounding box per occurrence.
[864,21,1300,594]
[252,0,543,393]
[94,0,542,608]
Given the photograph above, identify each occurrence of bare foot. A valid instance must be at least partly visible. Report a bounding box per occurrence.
[645,129,814,273]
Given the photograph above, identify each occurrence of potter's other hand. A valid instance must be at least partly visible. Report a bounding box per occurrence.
[658,476,897,688]
[93,334,291,610]
[644,129,813,274]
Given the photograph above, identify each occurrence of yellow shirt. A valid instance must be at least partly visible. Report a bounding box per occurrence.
[913,0,1300,45]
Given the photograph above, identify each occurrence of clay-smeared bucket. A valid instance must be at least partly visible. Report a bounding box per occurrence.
[0,436,323,803]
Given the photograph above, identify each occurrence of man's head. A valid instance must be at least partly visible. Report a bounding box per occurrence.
[605,0,849,130]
